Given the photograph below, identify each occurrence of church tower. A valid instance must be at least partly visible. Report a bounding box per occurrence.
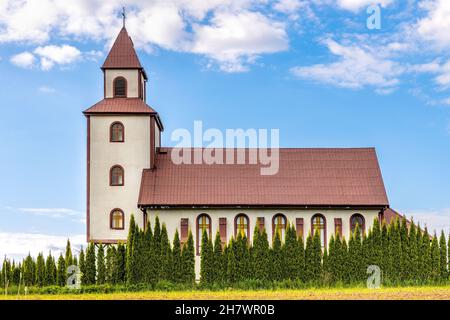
[83,26,163,243]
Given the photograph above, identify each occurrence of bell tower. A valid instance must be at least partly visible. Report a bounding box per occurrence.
[83,24,163,243]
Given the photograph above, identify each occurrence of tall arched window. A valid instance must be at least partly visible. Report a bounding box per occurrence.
[235,214,249,238]
[110,209,124,230]
[113,76,127,97]
[110,165,124,186]
[196,214,211,255]
[350,214,365,234]
[272,214,287,240]
[311,214,326,248]
[110,122,124,142]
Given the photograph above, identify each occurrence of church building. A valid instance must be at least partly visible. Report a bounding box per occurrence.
[83,26,399,277]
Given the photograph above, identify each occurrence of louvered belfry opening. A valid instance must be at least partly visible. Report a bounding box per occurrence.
[114,77,126,97]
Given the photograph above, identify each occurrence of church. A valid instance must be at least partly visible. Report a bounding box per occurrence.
[83,26,400,276]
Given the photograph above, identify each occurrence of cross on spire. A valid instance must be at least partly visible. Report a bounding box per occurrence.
[122,7,126,28]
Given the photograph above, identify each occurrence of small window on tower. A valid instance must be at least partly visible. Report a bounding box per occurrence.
[110,122,124,142]
[113,77,127,97]
[110,209,124,230]
[110,165,124,186]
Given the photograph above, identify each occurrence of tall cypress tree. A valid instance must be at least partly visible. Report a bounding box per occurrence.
[296,233,305,282]
[160,223,172,281]
[65,239,73,268]
[106,245,115,284]
[252,227,270,282]
[23,254,35,286]
[271,230,283,281]
[430,234,440,283]
[85,242,97,285]
[143,221,155,285]
[56,254,66,286]
[439,231,448,282]
[114,243,126,284]
[96,244,106,284]
[45,253,56,286]
[226,238,237,284]
[172,230,183,284]
[200,229,213,285]
[213,231,224,284]
[35,253,46,287]
[283,224,299,280]
[408,222,419,283]
[126,214,136,284]
[181,231,195,285]
[78,247,86,285]
[399,216,409,281]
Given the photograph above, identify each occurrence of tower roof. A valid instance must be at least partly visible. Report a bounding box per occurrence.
[102,27,146,78]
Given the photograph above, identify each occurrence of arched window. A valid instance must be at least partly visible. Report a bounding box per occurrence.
[235,214,249,238]
[272,214,287,240]
[113,77,127,97]
[110,165,124,186]
[311,214,326,248]
[350,214,365,234]
[196,214,211,255]
[110,122,124,142]
[110,209,124,230]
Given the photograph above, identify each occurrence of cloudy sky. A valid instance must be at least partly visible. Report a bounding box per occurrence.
[1,0,450,260]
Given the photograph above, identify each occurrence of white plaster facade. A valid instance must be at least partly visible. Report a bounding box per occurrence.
[145,208,380,278]
[89,115,150,241]
[105,69,142,98]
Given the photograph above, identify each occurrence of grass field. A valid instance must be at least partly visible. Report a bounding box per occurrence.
[1,286,450,300]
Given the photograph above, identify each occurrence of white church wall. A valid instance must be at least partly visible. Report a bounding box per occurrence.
[89,115,150,241]
[145,208,380,279]
[105,69,140,98]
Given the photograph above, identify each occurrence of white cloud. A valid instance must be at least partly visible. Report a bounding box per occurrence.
[191,11,288,72]
[38,85,56,93]
[409,59,450,89]
[416,0,450,49]
[333,0,394,12]
[18,207,83,219]
[34,44,81,70]
[10,51,36,68]
[291,39,403,91]
[0,232,86,262]
[0,0,289,72]
[404,208,450,236]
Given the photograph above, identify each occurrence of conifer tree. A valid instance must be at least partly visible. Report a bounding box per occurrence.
[420,227,432,283]
[56,254,66,286]
[85,242,97,285]
[439,231,448,282]
[271,230,283,281]
[106,245,115,284]
[312,230,323,284]
[78,247,86,285]
[408,222,419,283]
[126,214,136,284]
[430,234,440,283]
[283,224,299,280]
[143,221,155,284]
[251,227,270,282]
[96,244,106,284]
[213,231,224,284]
[181,231,195,285]
[399,216,409,281]
[226,238,237,284]
[160,223,172,281]
[296,233,305,281]
[341,238,350,284]
[45,253,56,286]
[35,253,46,287]
[172,230,183,284]
[200,229,214,285]
[65,239,73,268]
[152,216,162,280]
[12,262,21,286]
[327,235,336,284]
[114,243,126,284]
[23,254,35,286]
[380,222,390,283]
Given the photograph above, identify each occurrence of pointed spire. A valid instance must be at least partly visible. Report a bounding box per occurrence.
[122,7,126,28]
[102,27,144,71]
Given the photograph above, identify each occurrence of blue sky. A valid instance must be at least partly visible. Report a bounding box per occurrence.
[1,0,450,259]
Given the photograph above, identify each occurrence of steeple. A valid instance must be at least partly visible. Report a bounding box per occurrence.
[102,27,147,79]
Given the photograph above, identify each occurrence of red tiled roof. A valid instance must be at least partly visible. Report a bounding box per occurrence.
[83,98,157,114]
[138,148,389,207]
[102,27,143,69]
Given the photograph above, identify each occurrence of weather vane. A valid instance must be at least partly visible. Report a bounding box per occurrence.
[122,6,126,28]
